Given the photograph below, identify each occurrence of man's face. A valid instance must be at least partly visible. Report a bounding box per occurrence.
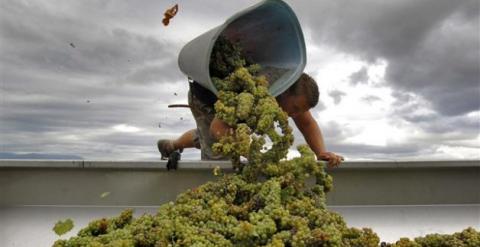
[277,94,310,118]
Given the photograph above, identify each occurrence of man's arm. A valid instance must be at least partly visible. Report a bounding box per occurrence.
[292,110,343,168]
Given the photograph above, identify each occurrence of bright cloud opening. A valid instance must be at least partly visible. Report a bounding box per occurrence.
[113,124,142,133]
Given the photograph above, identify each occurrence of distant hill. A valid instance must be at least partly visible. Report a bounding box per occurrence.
[0,152,83,160]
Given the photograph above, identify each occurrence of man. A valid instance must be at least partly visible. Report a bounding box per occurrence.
[158,73,344,168]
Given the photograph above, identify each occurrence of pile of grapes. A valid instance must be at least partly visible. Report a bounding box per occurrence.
[53,36,479,247]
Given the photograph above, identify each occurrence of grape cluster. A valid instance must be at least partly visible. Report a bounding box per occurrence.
[210,40,292,173]
[53,36,479,247]
[384,227,480,247]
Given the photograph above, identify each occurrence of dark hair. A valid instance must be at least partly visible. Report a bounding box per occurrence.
[282,73,319,108]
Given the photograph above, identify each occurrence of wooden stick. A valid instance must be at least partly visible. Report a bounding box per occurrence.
[168,104,190,108]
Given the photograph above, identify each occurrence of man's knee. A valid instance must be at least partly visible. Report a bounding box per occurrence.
[209,118,231,141]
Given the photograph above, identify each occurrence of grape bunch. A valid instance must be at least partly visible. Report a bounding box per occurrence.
[383,227,480,247]
[210,37,292,173]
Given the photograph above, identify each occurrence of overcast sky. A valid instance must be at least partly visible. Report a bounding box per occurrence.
[0,0,478,161]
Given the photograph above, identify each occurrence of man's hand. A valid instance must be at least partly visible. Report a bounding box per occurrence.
[318,152,344,168]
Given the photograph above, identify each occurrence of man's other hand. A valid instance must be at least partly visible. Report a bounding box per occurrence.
[318,152,344,168]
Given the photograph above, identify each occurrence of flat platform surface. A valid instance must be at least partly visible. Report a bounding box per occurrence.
[2,160,479,207]
[1,204,478,247]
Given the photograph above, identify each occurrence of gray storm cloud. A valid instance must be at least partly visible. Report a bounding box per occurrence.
[1,0,478,160]
[350,67,369,86]
[328,90,347,105]
[294,0,479,116]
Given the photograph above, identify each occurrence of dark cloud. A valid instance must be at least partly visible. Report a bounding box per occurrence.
[328,90,347,105]
[388,91,479,147]
[0,0,197,159]
[0,72,192,159]
[294,0,479,116]
[119,58,183,85]
[0,1,180,84]
[387,14,479,116]
[350,67,369,86]
[396,109,479,137]
[361,95,381,104]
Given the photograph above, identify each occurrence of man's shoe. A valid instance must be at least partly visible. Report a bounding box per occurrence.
[166,150,181,170]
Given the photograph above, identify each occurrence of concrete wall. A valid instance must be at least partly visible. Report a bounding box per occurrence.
[1,160,479,206]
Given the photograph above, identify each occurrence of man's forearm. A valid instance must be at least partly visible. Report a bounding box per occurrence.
[293,111,327,159]
[305,124,327,158]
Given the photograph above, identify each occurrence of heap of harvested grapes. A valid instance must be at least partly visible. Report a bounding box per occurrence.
[53,36,479,247]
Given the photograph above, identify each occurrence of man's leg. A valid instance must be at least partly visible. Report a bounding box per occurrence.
[173,129,198,150]
[187,91,227,160]
[157,87,225,160]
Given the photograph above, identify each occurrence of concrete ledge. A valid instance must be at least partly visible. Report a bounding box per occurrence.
[0,160,84,168]
[1,160,479,206]
[1,159,478,169]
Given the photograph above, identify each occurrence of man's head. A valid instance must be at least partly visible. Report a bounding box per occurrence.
[276,73,319,118]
